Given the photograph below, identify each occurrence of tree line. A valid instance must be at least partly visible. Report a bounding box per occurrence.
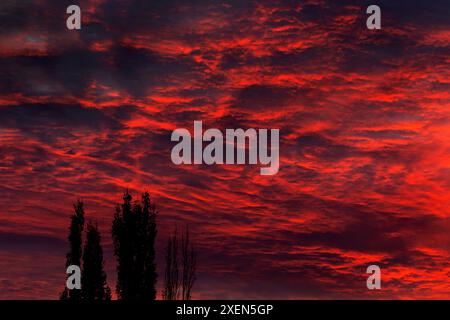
[60,191,196,300]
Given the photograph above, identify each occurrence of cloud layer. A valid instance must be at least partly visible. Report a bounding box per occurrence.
[0,0,449,299]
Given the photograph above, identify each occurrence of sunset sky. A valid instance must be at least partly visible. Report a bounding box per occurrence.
[0,0,449,299]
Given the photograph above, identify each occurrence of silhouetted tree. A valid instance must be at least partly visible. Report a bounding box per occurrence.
[60,200,85,300]
[140,192,158,299]
[112,191,133,299]
[181,226,196,300]
[112,190,158,300]
[163,226,196,300]
[81,221,111,300]
[162,230,180,300]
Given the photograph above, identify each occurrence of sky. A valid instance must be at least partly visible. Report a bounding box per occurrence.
[0,0,449,299]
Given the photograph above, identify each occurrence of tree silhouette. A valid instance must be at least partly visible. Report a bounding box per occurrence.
[59,192,197,301]
[163,226,196,300]
[162,230,180,300]
[181,226,196,300]
[81,221,111,300]
[140,192,158,299]
[112,190,158,300]
[112,191,133,299]
[60,200,85,300]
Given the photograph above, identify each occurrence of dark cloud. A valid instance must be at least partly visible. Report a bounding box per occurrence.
[0,103,122,131]
[0,232,66,253]
[232,84,326,111]
[295,133,359,160]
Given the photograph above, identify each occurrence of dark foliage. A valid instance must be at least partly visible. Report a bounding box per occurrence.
[81,222,111,300]
[112,191,158,300]
[60,200,85,300]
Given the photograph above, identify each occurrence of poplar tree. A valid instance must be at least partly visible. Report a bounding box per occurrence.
[112,191,158,300]
[81,222,111,300]
[60,200,85,300]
